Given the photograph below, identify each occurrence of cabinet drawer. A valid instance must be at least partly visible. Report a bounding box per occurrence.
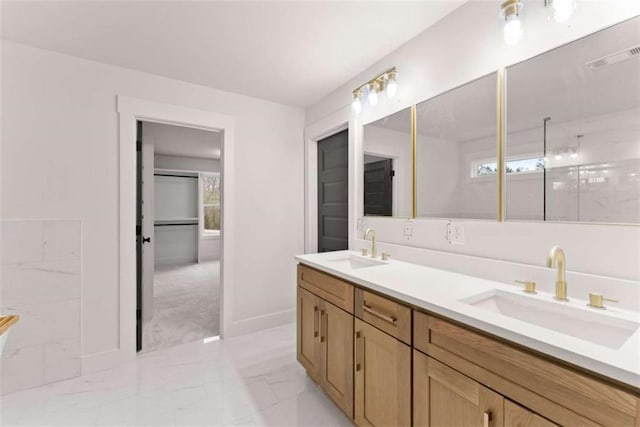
[297,264,354,314]
[414,311,639,426]
[355,288,411,344]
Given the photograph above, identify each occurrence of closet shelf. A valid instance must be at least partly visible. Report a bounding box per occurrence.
[154,218,199,226]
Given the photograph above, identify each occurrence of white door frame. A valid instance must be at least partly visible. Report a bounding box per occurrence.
[304,107,351,253]
[118,96,235,361]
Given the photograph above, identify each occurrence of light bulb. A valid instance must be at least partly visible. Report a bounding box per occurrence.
[368,83,379,106]
[504,15,523,45]
[552,0,575,23]
[351,92,362,114]
[386,75,397,99]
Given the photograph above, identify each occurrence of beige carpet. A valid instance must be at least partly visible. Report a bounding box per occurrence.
[141,260,220,353]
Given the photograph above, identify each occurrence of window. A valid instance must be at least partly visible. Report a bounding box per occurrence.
[202,174,220,235]
[471,155,544,178]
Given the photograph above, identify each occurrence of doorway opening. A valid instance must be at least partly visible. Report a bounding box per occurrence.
[136,121,222,353]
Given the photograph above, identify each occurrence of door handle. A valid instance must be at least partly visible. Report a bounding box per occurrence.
[363,303,397,325]
[142,236,151,244]
[319,310,326,343]
[313,306,319,338]
[483,411,491,427]
[355,331,363,371]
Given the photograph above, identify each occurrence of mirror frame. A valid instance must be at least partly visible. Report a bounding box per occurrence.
[357,19,638,227]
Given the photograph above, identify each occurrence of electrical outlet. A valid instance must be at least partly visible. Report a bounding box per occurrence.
[447,220,465,245]
[403,221,413,237]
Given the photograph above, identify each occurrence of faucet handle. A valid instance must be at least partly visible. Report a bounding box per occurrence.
[381,252,390,261]
[360,248,368,257]
[514,280,537,294]
[588,293,618,309]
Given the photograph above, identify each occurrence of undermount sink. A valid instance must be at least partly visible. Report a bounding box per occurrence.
[461,289,639,349]
[326,254,386,270]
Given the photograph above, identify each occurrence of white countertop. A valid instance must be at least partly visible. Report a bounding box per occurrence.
[295,250,640,390]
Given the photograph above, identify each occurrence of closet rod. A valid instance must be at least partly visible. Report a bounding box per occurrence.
[153,173,198,179]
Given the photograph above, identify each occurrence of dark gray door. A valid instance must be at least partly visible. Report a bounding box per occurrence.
[364,159,393,216]
[317,130,348,252]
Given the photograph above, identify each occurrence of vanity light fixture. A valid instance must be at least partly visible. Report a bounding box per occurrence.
[545,0,576,23]
[500,0,524,46]
[385,70,398,99]
[351,67,397,115]
[351,90,362,114]
[368,82,379,106]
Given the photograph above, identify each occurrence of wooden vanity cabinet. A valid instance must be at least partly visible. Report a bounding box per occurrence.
[414,311,640,426]
[296,266,354,418]
[354,318,411,427]
[413,350,504,427]
[504,400,559,427]
[354,289,412,426]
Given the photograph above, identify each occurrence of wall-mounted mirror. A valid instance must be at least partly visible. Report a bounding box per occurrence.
[362,107,412,217]
[506,17,640,224]
[415,72,498,219]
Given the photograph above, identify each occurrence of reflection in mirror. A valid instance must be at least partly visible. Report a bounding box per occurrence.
[362,107,412,217]
[506,17,640,224]
[415,73,498,219]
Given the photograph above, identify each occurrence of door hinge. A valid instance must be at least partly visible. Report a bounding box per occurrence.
[391,170,395,178]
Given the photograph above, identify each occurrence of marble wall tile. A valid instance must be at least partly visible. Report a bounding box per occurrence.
[1,219,81,395]
[1,259,81,306]
[43,220,81,262]
[2,299,80,351]
[0,344,44,394]
[1,220,44,265]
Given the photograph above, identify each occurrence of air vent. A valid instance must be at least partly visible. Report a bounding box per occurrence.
[586,45,640,70]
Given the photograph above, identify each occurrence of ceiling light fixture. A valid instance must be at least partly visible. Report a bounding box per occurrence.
[545,0,576,23]
[500,0,524,46]
[350,67,397,114]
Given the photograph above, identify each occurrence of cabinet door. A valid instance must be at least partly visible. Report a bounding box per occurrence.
[505,400,559,427]
[414,350,504,427]
[354,319,411,427]
[297,286,321,381]
[320,300,354,418]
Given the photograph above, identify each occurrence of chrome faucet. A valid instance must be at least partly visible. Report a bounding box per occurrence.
[364,228,377,259]
[547,246,568,301]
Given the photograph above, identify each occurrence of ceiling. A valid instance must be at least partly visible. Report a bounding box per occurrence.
[144,121,221,159]
[0,1,465,107]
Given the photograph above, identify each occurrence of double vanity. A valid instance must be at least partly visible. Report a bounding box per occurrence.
[295,250,640,426]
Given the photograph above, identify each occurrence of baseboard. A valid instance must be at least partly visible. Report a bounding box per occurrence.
[81,348,134,375]
[223,308,296,338]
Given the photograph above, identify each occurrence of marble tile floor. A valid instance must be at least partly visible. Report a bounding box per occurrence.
[0,323,352,426]
[142,261,220,353]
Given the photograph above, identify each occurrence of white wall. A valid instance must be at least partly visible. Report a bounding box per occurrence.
[305,0,640,280]
[1,41,305,361]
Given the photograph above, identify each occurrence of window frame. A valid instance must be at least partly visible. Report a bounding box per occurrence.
[470,153,545,179]
[199,172,221,239]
